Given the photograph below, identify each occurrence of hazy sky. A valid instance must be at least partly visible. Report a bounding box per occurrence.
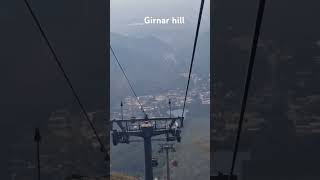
[110,0,210,33]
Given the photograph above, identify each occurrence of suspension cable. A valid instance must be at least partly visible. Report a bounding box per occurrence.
[229,0,266,177]
[23,0,108,159]
[181,0,205,117]
[110,45,147,116]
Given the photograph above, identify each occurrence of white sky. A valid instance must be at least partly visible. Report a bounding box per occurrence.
[110,0,210,32]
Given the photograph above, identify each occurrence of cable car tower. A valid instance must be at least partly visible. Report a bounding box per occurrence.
[158,143,176,180]
[110,100,183,180]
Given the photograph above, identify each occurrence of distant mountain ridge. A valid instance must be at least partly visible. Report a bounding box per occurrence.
[110,32,210,104]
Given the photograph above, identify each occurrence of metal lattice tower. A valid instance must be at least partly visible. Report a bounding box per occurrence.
[158,143,176,180]
[110,103,183,180]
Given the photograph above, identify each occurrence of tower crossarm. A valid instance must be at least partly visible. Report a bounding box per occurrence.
[110,117,183,132]
[110,117,183,123]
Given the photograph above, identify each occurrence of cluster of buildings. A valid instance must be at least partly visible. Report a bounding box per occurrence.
[111,74,210,120]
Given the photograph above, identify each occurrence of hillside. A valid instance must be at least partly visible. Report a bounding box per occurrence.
[111,173,139,180]
[110,31,209,105]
